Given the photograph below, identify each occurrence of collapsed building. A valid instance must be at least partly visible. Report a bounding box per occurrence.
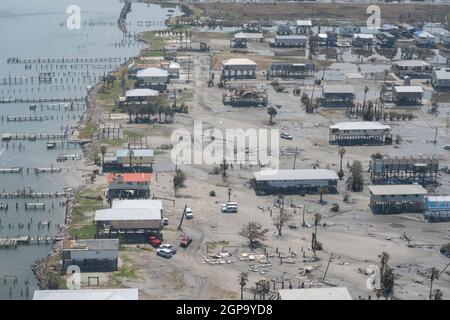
[424,196,450,222]
[369,156,439,186]
[392,60,432,78]
[222,86,268,107]
[266,62,315,79]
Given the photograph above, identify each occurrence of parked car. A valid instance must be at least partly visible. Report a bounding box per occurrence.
[180,235,192,248]
[221,202,238,213]
[156,248,173,258]
[148,235,161,247]
[185,208,193,219]
[163,217,169,226]
[158,244,177,254]
[443,145,450,150]
[281,132,293,140]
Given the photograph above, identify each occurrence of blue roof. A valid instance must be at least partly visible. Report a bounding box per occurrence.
[115,149,154,158]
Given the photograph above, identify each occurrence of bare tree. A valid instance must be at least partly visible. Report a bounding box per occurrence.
[239,222,269,249]
[273,197,292,237]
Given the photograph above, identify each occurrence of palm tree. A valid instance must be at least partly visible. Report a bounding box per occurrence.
[346,161,364,192]
[363,86,369,108]
[128,148,134,170]
[100,145,107,168]
[238,272,248,300]
[314,213,322,238]
[267,106,277,124]
[338,147,346,180]
[429,267,440,300]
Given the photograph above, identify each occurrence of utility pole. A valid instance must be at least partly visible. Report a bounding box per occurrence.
[322,253,334,281]
[177,204,188,231]
[434,126,438,145]
[293,147,298,170]
[228,185,232,202]
[187,54,191,84]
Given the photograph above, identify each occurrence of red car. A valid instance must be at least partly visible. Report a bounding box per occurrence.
[148,235,162,247]
[179,235,192,248]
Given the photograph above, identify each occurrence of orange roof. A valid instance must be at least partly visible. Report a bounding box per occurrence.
[107,173,152,183]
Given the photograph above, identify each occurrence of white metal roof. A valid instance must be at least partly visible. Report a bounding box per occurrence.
[296,20,312,27]
[169,61,181,70]
[394,60,430,67]
[434,69,450,80]
[368,184,427,196]
[275,35,308,40]
[329,121,391,131]
[136,67,168,78]
[112,199,163,212]
[234,32,263,40]
[33,289,139,300]
[425,196,450,202]
[353,33,374,39]
[393,86,424,93]
[125,88,159,98]
[254,169,338,181]
[115,149,154,158]
[279,287,352,300]
[95,208,162,221]
[222,58,257,66]
[323,84,355,94]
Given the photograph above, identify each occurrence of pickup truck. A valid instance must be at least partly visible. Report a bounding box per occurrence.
[180,235,192,248]
[148,235,162,247]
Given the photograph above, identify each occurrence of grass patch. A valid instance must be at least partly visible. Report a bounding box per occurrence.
[113,267,138,279]
[100,138,127,147]
[69,187,105,238]
[124,130,145,139]
[142,31,165,51]
[69,224,97,239]
[79,122,98,140]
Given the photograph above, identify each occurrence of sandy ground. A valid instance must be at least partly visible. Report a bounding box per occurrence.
[70,26,450,300]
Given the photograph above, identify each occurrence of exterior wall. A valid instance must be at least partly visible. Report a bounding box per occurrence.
[138,75,168,84]
[108,181,149,190]
[255,179,337,194]
[99,219,161,230]
[393,64,432,78]
[116,155,153,165]
[272,37,307,47]
[329,128,392,145]
[370,193,425,214]
[62,258,118,272]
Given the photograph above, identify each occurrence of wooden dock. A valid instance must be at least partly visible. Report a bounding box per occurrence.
[5,116,50,122]
[0,97,84,104]
[0,191,66,199]
[7,57,125,64]
[0,236,56,248]
[0,167,22,174]
[1,133,67,141]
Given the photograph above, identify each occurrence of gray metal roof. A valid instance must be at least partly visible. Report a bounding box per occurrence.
[368,184,427,196]
[112,199,163,212]
[125,89,159,98]
[136,67,168,78]
[434,69,450,80]
[95,208,161,221]
[115,149,154,158]
[254,169,338,181]
[323,84,355,94]
[394,60,430,67]
[275,35,308,40]
[33,289,139,300]
[63,239,119,251]
[296,20,312,26]
[279,287,352,300]
[330,121,391,131]
[393,86,424,93]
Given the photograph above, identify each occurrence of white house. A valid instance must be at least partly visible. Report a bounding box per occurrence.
[115,149,154,166]
[119,88,159,106]
[270,35,308,48]
[432,68,450,89]
[295,20,312,35]
[413,31,437,47]
[254,169,338,194]
[392,60,432,78]
[136,67,169,85]
[95,207,162,231]
[33,289,139,300]
[62,239,119,271]
[329,121,392,145]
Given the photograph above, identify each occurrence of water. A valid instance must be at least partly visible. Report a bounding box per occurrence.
[0,0,180,300]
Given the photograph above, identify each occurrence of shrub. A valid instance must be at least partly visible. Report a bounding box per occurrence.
[209,190,216,197]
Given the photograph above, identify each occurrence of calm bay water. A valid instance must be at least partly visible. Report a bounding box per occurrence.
[0,0,180,299]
